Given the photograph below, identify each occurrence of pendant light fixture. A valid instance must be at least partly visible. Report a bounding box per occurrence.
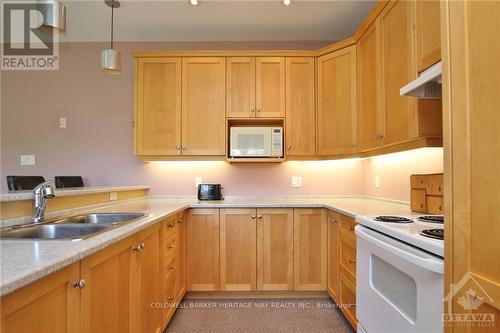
[101,0,121,75]
[35,0,66,35]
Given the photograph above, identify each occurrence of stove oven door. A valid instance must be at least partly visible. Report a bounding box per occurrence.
[355,225,444,333]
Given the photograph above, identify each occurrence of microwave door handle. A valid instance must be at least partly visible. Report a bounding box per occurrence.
[355,226,444,274]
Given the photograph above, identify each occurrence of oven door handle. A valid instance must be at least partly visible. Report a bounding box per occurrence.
[355,226,444,274]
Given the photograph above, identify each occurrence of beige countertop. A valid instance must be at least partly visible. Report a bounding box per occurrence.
[0,196,415,296]
[0,185,150,202]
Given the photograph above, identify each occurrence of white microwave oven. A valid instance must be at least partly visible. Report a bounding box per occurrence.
[230,127,283,158]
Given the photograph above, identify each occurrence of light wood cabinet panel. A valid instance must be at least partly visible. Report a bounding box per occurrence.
[0,263,80,333]
[256,208,294,291]
[339,272,358,329]
[186,209,220,291]
[256,57,285,118]
[226,57,256,118]
[317,46,358,155]
[220,208,257,291]
[175,211,186,301]
[80,236,135,333]
[136,58,182,156]
[442,2,500,323]
[131,224,162,333]
[327,211,340,303]
[415,0,441,72]
[285,57,316,156]
[379,0,416,145]
[357,22,382,152]
[293,208,327,290]
[181,58,226,155]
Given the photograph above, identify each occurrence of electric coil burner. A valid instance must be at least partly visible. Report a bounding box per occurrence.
[374,216,413,223]
[421,229,444,240]
[418,215,444,224]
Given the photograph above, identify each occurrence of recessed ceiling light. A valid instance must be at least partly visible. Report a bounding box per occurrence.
[283,0,292,6]
[189,0,200,6]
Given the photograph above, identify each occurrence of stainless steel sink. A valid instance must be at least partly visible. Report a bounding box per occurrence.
[51,212,145,225]
[0,212,146,240]
[0,224,112,240]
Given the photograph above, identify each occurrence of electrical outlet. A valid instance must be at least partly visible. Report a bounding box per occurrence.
[375,176,381,189]
[195,176,202,188]
[291,176,302,188]
[59,117,67,128]
[20,155,36,166]
[109,192,118,201]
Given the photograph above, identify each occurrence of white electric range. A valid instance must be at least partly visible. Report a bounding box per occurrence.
[354,215,444,333]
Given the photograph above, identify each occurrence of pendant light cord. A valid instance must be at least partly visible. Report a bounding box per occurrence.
[110,2,114,49]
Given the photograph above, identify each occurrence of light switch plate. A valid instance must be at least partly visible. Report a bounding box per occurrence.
[59,117,67,128]
[291,176,302,188]
[20,155,36,166]
[195,176,202,188]
[109,192,118,201]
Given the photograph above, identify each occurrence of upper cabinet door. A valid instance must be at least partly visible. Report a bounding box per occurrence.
[317,46,358,155]
[379,0,416,145]
[285,57,316,156]
[136,58,182,156]
[256,57,285,118]
[357,22,382,152]
[226,57,256,118]
[181,58,226,155]
[415,0,441,72]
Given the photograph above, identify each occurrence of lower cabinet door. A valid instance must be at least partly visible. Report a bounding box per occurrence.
[1,262,81,333]
[339,272,358,329]
[131,224,163,333]
[80,236,135,333]
[257,208,294,290]
[220,208,257,291]
[186,209,220,291]
[293,208,327,290]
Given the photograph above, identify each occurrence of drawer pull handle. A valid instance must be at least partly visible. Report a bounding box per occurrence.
[73,279,86,289]
[348,259,356,264]
[332,218,338,224]
[178,218,183,224]
[168,265,175,271]
[132,243,144,252]
[348,226,355,231]
[168,223,176,229]
[166,296,175,301]
[168,245,175,250]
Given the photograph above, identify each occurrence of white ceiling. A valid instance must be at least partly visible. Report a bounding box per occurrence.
[61,0,376,42]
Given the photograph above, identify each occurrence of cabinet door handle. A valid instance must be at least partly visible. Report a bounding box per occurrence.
[332,218,338,224]
[176,145,181,150]
[256,108,261,113]
[73,279,86,289]
[140,242,145,250]
[166,296,175,301]
[168,265,175,271]
[168,245,175,250]
[251,215,256,219]
[178,218,183,224]
[348,226,355,231]
[257,215,263,219]
[168,223,176,229]
[287,145,291,150]
[132,244,141,252]
[348,259,356,264]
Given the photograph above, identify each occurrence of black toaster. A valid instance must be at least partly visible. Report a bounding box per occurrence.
[198,184,223,200]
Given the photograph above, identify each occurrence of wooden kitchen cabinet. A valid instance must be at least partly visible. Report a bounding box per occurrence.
[339,272,358,329]
[80,236,135,333]
[415,0,441,72]
[285,57,316,156]
[257,208,294,290]
[175,211,186,301]
[317,46,358,155]
[135,58,182,156]
[226,57,256,118]
[293,208,327,290]
[339,214,357,284]
[357,21,382,152]
[326,210,340,303]
[186,209,220,291]
[256,57,285,118]
[181,57,226,155]
[220,208,257,291]
[0,262,81,333]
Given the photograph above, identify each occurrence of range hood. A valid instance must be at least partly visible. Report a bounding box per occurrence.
[400,61,442,99]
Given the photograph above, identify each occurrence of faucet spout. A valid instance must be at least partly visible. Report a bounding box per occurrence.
[31,180,56,224]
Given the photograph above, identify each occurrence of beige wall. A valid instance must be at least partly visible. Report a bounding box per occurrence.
[1,42,443,201]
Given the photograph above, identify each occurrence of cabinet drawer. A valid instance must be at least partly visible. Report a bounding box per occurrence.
[427,196,443,214]
[410,189,427,212]
[339,272,357,329]
[164,215,177,239]
[164,234,176,260]
[165,255,176,280]
[426,174,443,195]
[339,214,356,236]
[411,175,427,189]
[340,239,356,282]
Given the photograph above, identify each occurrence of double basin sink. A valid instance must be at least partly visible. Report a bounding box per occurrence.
[0,213,145,241]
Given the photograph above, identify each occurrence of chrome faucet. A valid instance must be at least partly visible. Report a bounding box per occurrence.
[31,180,55,224]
